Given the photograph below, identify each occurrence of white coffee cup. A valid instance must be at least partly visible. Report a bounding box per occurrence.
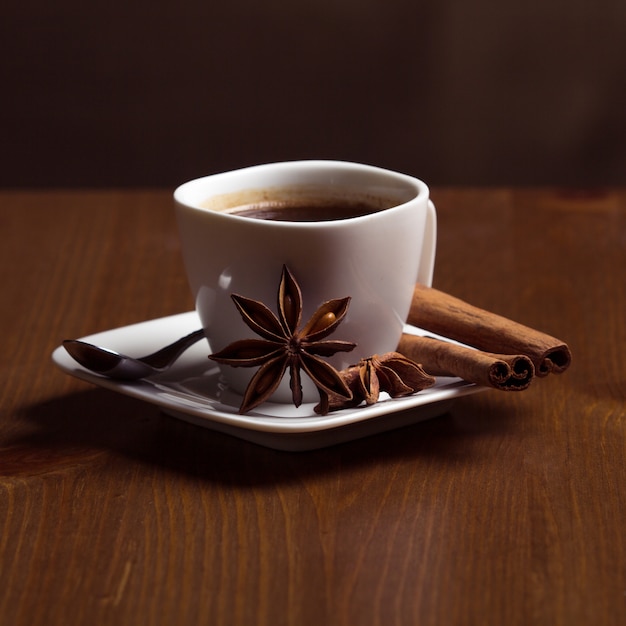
[174,160,436,403]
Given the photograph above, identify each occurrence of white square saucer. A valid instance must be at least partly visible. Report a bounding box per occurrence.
[52,312,485,451]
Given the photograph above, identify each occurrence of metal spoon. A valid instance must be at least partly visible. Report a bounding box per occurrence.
[63,328,206,380]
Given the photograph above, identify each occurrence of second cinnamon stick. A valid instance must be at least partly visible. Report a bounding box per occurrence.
[397,333,535,391]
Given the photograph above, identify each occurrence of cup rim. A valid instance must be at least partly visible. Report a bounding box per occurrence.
[174,160,429,228]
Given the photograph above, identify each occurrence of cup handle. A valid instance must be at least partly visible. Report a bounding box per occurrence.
[416,200,437,287]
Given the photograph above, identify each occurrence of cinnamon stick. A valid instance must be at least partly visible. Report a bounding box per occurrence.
[397,334,534,391]
[407,284,572,376]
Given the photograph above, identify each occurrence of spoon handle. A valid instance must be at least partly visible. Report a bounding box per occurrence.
[141,329,206,368]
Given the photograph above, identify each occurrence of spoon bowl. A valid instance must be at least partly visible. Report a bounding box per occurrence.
[63,328,206,380]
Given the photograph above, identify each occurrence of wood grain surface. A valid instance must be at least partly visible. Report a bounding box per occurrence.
[1,188,625,626]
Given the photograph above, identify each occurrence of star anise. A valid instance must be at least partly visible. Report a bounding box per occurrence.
[316,352,436,413]
[209,265,356,414]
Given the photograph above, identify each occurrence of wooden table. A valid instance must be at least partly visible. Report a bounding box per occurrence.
[1,188,625,626]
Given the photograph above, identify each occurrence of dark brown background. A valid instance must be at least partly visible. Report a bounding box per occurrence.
[2,0,626,188]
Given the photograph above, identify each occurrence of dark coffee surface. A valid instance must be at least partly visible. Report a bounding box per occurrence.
[227,199,389,222]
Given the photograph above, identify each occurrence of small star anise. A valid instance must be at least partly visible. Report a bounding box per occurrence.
[209,265,356,414]
[316,352,436,413]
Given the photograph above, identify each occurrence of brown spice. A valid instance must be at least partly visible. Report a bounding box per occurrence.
[316,351,436,413]
[407,284,572,377]
[397,334,534,391]
[209,265,356,414]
